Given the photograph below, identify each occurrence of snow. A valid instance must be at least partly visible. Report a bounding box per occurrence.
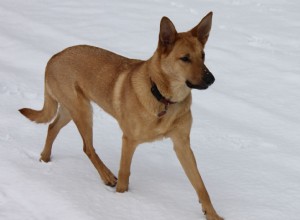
[1,0,300,219]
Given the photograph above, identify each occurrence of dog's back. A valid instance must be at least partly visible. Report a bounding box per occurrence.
[48,45,143,114]
[21,45,143,122]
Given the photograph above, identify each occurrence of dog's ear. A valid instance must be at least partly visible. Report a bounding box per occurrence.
[159,16,177,49]
[190,12,213,46]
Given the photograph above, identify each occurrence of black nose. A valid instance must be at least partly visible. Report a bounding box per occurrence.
[203,65,215,85]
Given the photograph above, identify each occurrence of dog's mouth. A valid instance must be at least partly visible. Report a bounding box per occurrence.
[186,80,209,90]
[186,65,215,90]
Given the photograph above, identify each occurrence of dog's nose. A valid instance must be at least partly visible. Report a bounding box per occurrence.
[203,73,215,85]
[203,65,215,85]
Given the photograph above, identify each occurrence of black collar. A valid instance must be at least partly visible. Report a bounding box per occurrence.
[150,79,176,117]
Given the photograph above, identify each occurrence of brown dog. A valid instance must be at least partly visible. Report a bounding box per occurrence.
[19,12,223,220]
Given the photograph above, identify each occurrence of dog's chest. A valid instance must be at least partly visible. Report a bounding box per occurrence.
[125,113,177,142]
[152,117,172,135]
[118,94,191,142]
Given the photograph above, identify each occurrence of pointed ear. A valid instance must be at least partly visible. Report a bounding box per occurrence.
[159,16,177,47]
[190,11,213,46]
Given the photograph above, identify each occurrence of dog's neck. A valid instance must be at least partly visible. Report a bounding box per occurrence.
[148,54,191,103]
[150,79,176,117]
[131,57,191,118]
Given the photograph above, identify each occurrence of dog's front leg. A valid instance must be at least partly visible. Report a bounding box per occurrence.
[116,136,137,193]
[170,133,223,220]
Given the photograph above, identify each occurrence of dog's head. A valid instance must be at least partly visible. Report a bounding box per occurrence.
[156,12,214,92]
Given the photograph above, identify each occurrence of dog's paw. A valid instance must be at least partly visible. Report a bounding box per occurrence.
[203,207,224,220]
[205,214,224,220]
[104,177,118,187]
[101,168,118,187]
[116,183,128,193]
[39,154,51,163]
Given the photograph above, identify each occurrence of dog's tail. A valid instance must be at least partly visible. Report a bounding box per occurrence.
[19,86,58,124]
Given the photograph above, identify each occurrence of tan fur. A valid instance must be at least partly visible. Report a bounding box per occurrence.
[19,12,223,220]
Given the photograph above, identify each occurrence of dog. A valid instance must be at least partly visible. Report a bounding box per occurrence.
[19,12,223,220]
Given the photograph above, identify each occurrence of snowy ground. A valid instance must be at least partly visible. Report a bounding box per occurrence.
[1,0,300,219]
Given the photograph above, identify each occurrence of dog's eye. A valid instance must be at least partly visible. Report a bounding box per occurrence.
[180,56,191,63]
[202,52,205,61]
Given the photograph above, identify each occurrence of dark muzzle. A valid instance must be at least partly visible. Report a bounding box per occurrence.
[202,64,215,86]
[186,64,215,90]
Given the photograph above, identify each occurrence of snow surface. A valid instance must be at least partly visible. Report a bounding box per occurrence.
[1,0,300,219]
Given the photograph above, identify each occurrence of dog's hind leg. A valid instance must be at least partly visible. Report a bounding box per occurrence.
[66,88,117,187]
[40,105,71,162]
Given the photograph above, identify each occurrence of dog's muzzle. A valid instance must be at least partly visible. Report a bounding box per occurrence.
[186,64,215,90]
